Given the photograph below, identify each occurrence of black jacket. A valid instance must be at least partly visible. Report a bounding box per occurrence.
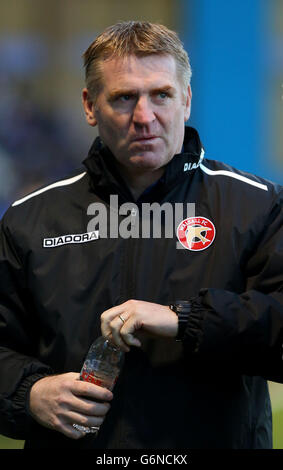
[0,127,282,449]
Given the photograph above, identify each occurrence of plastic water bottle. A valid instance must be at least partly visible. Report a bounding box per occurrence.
[73,336,124,435]
[80,336,124,390]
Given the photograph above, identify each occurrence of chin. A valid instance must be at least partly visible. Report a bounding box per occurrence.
[129,153,167,170]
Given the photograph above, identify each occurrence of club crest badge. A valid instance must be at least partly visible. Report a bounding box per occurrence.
[177,217,216,251]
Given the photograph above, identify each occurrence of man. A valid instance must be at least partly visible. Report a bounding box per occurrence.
[0,21,282,449]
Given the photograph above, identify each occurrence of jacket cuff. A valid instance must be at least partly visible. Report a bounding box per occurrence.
[182,296,206,353]
[11,371,52,437]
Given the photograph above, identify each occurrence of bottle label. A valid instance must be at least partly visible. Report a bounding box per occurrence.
[81,370,103,386]
[81,370,118,390]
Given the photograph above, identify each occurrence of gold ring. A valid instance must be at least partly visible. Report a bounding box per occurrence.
[119,314,126,324]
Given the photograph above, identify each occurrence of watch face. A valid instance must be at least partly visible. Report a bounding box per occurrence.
[176,302,191,311]
[170,302,191,314]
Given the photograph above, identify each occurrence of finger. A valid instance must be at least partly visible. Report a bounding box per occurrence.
[109,315,131,351]
[100,300,135,337]
[70,396,111,417]
[72,380,113,402]
[120,316,143,347]
[62,422,97,440]
[67,410,105,429]
[68,426,87,440]
[52,418,87,440]
[100,303,129,336]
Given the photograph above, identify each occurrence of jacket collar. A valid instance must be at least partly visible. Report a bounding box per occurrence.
[83,126,204,203]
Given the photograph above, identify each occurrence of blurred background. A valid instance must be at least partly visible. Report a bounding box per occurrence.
[0,0,282,449]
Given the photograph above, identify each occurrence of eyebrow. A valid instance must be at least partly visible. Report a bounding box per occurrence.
[107,85,176,101]
[153,85,175,94]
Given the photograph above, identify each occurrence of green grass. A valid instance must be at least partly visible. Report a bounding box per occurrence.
[273,407,283,449]
[0,435,24,449]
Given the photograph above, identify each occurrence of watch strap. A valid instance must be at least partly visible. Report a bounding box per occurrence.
[169,301,191,341]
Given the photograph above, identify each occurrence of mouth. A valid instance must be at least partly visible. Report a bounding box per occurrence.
[131,135,159,142]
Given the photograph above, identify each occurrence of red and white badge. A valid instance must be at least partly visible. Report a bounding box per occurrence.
[177,216,216,251]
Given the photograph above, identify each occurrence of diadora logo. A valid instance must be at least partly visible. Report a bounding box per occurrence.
[177,217,216,251]
[184,162,199,172]
[43,231,99,248]
[184,149,204,172]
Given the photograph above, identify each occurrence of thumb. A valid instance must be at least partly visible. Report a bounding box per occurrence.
[120,317,143,347]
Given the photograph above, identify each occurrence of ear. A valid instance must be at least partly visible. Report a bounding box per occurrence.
[184,85,192,122]
[82,88,97,127]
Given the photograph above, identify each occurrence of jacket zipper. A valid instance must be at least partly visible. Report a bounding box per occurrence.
[120,207,139,302]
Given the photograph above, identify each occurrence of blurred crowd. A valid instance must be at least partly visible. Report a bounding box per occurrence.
[0,78,84,218]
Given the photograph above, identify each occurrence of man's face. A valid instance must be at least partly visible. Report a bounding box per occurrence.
[83,54,191,174]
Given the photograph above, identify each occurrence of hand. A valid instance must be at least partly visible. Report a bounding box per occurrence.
[29,372,113,439]
[100,299,178,351]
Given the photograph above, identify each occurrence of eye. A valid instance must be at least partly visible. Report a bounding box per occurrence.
[120,94,132,101]
[158,92,168,99]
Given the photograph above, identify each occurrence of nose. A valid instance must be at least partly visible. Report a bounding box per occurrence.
[132,96,155,126]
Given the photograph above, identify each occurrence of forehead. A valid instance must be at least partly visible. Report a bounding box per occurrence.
[99,54,179,91]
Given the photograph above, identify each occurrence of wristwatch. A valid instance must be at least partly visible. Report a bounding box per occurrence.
[169,300,191,341]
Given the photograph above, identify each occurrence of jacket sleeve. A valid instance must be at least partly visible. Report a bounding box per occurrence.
[0,215,53,439]
[184,188,283,382]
